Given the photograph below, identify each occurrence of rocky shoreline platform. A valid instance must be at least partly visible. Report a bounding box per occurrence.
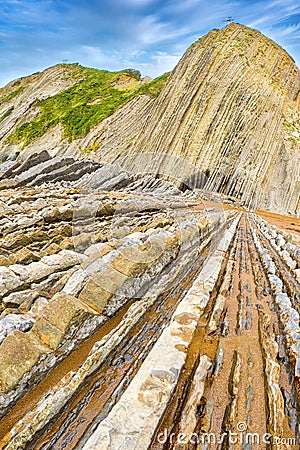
[0,150,299,449]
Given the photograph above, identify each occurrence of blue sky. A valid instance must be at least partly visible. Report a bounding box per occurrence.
[1,0,300,87]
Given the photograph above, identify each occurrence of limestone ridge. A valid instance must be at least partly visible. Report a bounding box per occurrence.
[0,65,158,163]
[127,23,300,214]
[0,65,80,147]
[0,23,299,214]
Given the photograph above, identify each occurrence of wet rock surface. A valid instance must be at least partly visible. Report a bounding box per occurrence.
[0,191,298,450]
[0,151,299,449]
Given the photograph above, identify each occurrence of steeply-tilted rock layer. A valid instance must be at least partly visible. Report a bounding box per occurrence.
[126,24,300,214]
[1,24,299,213]
[0,24,299,213]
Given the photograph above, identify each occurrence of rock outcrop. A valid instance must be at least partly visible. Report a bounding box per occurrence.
[0,65,80,151]
[0,152,212,417]
[0,145,300,448]
[125,23,300,214]
[1,205,299,449]
[1,24,299,214]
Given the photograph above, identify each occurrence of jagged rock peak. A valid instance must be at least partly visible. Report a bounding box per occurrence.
[127,23,300,214]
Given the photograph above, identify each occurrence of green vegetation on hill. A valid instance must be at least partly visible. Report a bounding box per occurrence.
[0,106,14,122]
[5,65,170,147]
[136,72,170,98]
[1,86,26,104]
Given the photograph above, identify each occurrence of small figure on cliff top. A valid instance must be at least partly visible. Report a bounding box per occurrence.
[223,16,234,25]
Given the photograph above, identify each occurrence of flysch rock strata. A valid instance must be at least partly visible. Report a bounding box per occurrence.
[0,151,192,198]
[0,22,300,447]
[249,215,300,379]
[80,215,241,450]
[0,186,299,449]
[1,24,299,213]
[1,213,240,449]
[124,23,300,215]
[0,154,232,419]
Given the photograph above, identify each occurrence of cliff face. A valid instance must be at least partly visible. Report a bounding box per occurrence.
[1,26,300,448]
[1,24,299,214]
[0,65,80,149]
[15,94,154,164]
[0,65,159,164]
[126,24,300,214]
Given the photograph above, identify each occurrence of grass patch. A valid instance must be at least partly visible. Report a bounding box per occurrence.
[0,106,14,122]
[135,72,170,98]
[6,65,170,147]
[125,134,138,146]
[1,86,26,103]
[81,140,101,154]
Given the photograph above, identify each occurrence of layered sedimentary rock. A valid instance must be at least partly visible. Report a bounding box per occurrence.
[1,23,300,448]
[0,65,155,164]
[125,23,300,214]
[1,200,299,449]
[0,152,211,416]
[1,24,299,213]
[0,151,187,198]
[0,147,300,448]
[0,65,80,149]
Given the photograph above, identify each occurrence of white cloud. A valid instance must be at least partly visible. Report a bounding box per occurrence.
[248,15,274,28]
[135,14,188,46]
[1,0,300,86]
[279,23,300,36]
[80,46,110,66]
[138,51,181,77]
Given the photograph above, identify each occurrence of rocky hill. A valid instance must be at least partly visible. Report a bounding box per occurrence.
[1,23,299,214]
[128,23,300,215]
[0,168,300,449]
[0,64,168,162]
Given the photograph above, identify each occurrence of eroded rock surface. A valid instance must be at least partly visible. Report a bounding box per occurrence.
[1,24,299,213]
[0,189,299,450]
[0,22,300,450]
